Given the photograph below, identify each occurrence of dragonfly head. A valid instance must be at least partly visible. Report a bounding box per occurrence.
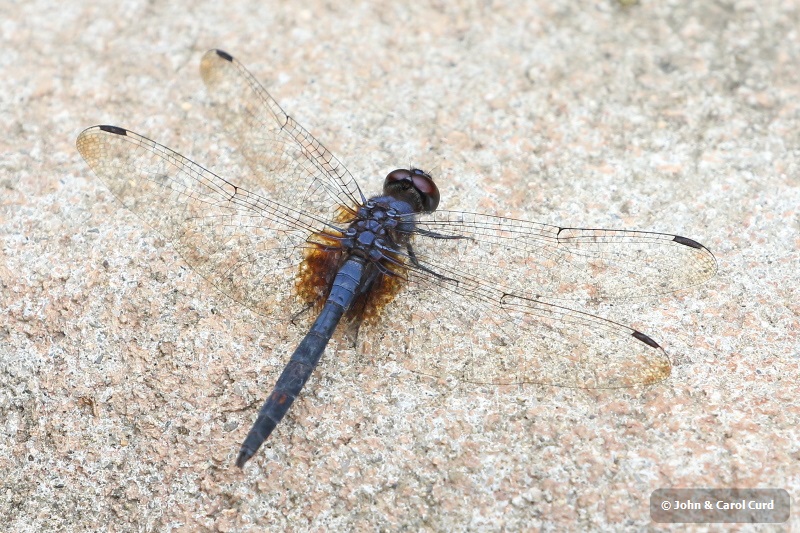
[383,168,440,213]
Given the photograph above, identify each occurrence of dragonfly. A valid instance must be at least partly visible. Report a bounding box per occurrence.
[76,49,717,468]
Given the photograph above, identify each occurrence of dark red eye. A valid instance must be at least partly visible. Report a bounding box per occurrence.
[385,168,412,183]
[384,168,440,212]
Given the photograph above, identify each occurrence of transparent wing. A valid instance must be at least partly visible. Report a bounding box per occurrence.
[199,49,365,222]
[76,125,329,319]
[413,210,717,301]
[360,211,717,388]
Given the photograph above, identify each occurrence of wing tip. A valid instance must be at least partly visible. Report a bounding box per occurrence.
[98,125,128,136]
[631,330,661,349]
[672,235,704,250]
[673,235,718,277]
[213,49,234,62]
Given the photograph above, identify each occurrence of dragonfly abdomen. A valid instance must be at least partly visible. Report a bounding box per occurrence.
[236,258,365,467]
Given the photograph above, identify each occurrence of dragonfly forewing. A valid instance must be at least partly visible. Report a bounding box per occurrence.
[200,49,365,224]
[412,210,717,301]
[76,125,327,320]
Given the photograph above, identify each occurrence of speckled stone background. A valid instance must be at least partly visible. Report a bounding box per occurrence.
[1,1,798,531]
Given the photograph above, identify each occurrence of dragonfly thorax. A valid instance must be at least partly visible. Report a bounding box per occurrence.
[343,198,415,264]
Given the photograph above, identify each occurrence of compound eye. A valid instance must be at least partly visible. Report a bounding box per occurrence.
[384,169,412,184]
[409,169,440,212]
[384,168,441,212]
